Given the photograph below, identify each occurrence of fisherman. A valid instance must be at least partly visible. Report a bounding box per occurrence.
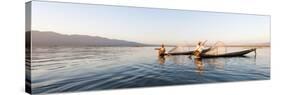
[193,41,205,58]
[156,44,166,56]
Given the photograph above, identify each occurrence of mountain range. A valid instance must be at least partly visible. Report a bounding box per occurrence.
[26,31,146,47]
[26,31,270,47]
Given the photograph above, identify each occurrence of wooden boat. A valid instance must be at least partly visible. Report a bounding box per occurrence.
[199,48,256,58]
[165,47,212,55]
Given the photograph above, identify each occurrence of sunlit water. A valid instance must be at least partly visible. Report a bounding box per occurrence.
[29,47,270,94]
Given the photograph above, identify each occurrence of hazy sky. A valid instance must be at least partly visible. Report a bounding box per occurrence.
[31,1,270,45]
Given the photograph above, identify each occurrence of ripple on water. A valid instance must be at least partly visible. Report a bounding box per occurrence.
[31,47,270,94]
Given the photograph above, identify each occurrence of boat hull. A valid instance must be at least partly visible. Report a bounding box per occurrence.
[200,48,256,58]
[165,47,211,55]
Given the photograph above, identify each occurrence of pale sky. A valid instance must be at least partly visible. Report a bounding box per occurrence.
[31,1,270,45]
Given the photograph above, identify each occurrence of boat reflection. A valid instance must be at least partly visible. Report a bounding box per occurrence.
[204,58,225,70]
[156,55,256,75]
[169,55,190,64]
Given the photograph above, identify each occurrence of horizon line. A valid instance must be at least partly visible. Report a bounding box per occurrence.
[27,30,270,46]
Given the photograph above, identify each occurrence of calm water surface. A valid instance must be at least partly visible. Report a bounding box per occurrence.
[30,47,270,94]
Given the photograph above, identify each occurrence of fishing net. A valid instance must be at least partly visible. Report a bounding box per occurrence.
[167,41,227,55]
[205,41,227,55]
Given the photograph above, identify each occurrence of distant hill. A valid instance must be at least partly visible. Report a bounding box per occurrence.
[27,31,146,47]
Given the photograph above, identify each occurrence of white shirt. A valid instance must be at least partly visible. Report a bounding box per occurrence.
[195,45,204,53]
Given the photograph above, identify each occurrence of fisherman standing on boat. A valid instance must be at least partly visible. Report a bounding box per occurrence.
[194,41,205,58]
[156,44,166,56]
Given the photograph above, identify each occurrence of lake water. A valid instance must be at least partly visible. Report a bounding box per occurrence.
[29,47,270,94]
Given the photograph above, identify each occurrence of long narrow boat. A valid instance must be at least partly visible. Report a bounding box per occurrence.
[165,47,212,55]
[200,48,256,58]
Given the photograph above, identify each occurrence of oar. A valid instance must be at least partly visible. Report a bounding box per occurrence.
[202,40,208,46]
[154,48,160,50]
[168,46,178,53]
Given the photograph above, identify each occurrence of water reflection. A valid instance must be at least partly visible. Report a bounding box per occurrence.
[194,58,204,75]
[157,55,257,75]
[169,56,189,64]
[204,58,225,70]
[31,47,268,94]
[157,56,166,64]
